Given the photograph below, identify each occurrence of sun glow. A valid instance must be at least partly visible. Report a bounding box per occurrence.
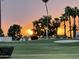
[57,27,64,35]
[26,29,33,36]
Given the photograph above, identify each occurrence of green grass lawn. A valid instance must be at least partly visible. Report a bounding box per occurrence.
[0,40,79,59]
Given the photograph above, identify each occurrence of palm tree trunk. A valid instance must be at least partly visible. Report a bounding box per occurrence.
[55,27,58,38]
[78,17,79,28]
[73,17,76,38]
[69,16,72,38]
[64,20,66,38]
[45,3,49,39]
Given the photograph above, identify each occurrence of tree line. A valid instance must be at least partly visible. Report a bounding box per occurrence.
[0,6,79,40]
[32,6,79,38]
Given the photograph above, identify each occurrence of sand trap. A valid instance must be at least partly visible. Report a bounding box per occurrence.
[54,40,79,43]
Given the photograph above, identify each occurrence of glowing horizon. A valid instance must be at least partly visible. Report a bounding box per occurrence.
[1,0,79,36]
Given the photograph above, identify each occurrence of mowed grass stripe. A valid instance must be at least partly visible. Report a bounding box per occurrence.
[12,54,79,56]
[11,54,79,59]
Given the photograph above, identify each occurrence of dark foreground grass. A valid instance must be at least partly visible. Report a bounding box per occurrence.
[0,40,79,59]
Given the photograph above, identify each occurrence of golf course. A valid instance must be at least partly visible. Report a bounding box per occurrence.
[0,39,79,59]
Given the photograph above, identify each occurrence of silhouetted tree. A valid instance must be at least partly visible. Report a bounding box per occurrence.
[8,24,22,40]
[42,0,49,39]
[33,20,42,36]
[60,14,68,38]
[71,7,77,38]
[42,0,48,3]
[33,16,52,37]
[40,16,51,27]
[39,16,52,36]
[0,28,4,37]
[76,8,79,28]
[65,6,72,38]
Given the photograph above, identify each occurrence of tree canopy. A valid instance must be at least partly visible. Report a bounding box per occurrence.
[8,24,22,40]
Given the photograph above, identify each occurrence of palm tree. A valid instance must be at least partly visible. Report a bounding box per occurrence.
[42,0,48,3]
[42,0,49,39]
[65,6,72,38]
[71,7,77,38]
[60,14,68,38]
[42,0,49,17]
[76,8,79,28]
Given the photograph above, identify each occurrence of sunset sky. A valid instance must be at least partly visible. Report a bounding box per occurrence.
[1,0,79,35]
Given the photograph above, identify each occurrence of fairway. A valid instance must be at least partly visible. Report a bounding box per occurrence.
[0,40,79,59]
